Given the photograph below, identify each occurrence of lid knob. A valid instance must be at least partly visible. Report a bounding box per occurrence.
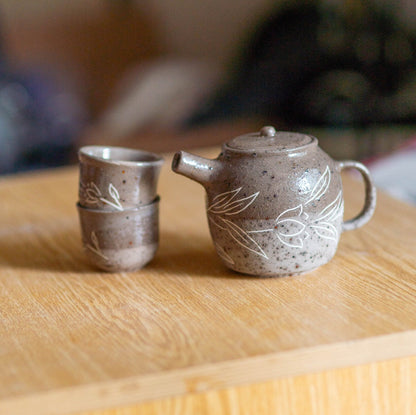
[260,126,276,137]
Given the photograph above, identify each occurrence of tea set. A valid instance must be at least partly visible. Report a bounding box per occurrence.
[77,146,163,271]
[77,126,376,277]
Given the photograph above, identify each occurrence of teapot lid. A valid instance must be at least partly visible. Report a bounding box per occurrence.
[225,126,317,153]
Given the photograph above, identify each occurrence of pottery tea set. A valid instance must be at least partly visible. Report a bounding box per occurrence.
[77,126,376,277]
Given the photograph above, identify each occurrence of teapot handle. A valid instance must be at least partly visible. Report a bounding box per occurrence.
[338,160,377,232]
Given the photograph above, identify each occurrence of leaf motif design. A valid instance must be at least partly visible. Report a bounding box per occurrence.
[208,188,259,216]
[311,223,338,242]
[109,183,120,202]
[208,187,267,258]
[83,182,102,203]
[272,204,307,248]
[85,189,100,203]
[87,231,109,260]
[329,192,343,222]
[208,188,241,212]
[215,193,259,215]
[276,204,303,222]
[306,166,331,205]
[99,183,123,211]
[316,191,343,222]
[208,215,228,230]
[91,182,101,195]
[219,217,268,259]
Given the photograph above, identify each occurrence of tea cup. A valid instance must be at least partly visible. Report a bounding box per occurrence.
[77,197,159,272]
[79,146,163,211]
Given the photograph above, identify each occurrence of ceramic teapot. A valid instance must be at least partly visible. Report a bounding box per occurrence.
[172,126,376,277]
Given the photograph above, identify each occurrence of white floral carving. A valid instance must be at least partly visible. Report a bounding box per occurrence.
[208,188,268,260]
[208,187,259,215]
[248,166,343,250]
[210,167,343,258]
[274,204,308,248]
[316,190,343,222]
[310,190,343,242]
[267,167,343,248]
[86,231,108,260]
[305,165,331,205]
[81,182,123,211]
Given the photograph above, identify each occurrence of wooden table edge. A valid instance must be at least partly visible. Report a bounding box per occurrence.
[2,329,416,415]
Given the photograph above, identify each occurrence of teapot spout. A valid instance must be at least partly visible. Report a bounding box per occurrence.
[172,151,219,187]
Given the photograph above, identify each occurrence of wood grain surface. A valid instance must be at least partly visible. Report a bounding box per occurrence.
[0,148,415,415]
[77,356,416,415]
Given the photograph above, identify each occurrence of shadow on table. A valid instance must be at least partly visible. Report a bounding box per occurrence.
[150,231,246,279]
[0,224,250,278]
[0,221,94,273]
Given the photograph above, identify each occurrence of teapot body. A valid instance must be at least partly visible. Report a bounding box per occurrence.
[205,144,343,276]
[172,127,376,277]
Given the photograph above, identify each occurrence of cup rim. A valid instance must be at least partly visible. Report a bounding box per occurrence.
[77,196,160,214]
[79,146,164,167]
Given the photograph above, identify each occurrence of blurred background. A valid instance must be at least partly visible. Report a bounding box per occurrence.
[0,0,415,203]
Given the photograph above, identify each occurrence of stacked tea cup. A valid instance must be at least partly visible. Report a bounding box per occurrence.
[77,146,163,272]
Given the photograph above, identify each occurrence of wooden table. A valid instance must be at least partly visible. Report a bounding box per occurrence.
[1,148,416,415]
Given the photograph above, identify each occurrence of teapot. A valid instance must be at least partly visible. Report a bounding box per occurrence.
[172,126,376,277]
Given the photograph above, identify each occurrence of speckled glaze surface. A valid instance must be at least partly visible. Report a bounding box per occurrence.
[79,146,163,211]
[77,198,159,272]
[172,126,376,277]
